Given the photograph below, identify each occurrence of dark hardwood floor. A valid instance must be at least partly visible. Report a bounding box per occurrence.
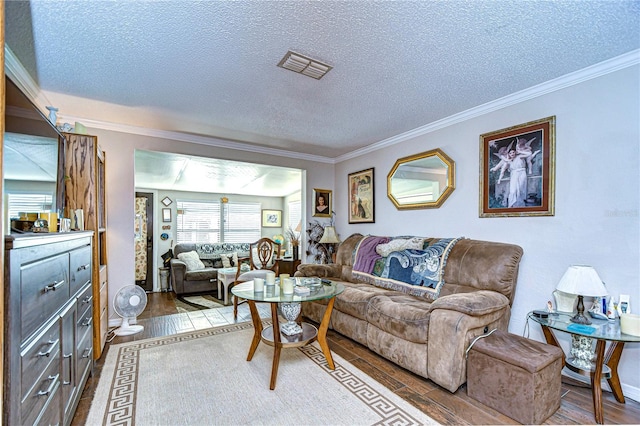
[72,292,640,425]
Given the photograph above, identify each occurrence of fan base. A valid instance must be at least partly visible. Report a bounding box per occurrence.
[114,325,144,336]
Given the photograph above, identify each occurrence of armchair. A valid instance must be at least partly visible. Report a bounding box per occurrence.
[232,238,281,319]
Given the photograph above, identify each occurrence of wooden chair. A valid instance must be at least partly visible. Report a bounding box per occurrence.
[232,238,281,319]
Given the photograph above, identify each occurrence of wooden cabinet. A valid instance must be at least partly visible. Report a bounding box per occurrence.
[3,232,94,426]
[277,258,301,275]
[63,133,109,360]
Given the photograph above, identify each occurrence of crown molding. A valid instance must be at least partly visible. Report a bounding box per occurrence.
[335,49,640,163]
[6,46,638,165]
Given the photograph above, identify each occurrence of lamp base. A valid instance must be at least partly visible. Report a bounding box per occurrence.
[569,295,592,325]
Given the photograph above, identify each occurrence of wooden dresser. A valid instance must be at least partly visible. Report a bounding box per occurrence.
[3,232,94,426]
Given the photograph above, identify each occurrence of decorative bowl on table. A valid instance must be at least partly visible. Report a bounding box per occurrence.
[301,277,323,292]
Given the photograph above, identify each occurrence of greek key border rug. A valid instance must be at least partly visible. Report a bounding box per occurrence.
[87,321,438,425]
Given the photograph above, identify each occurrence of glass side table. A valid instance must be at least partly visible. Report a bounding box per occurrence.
[232,279,345,390]
[528,311,640,424]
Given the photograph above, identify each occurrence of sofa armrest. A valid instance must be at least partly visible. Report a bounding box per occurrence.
[294,263,341,278]
[430,290,509,316]
[427,291,511,392]
[170,259,187,294]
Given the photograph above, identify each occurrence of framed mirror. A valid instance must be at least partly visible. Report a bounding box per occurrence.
[387,148,455,209]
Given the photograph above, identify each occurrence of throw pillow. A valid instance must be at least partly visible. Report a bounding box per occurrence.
[375,237,425,257]
[177,250,205,271]
[220,252,239,268]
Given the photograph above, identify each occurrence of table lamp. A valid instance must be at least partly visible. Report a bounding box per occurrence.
[319,226,340,263]
[556,265,607,325]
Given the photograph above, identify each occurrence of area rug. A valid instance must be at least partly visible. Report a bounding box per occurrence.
[87,322,438,425]
[175,294,225,312]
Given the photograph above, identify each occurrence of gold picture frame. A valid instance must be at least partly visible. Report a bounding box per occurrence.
[480,116,556,218]
[313,188,332,217]
[348,168,375,223]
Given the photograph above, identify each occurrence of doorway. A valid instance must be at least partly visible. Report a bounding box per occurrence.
[135,192,154,292]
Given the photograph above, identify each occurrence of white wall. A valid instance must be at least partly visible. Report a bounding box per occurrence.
[335,66,640,399]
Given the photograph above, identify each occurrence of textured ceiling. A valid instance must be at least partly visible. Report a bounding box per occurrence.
[4,1,640,159]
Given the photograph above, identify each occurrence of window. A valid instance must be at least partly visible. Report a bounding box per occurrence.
[287,200,301,231]
[176,200,221,243]
[223,202,261,243]
[7,193,54,219]
[176,200,261,243]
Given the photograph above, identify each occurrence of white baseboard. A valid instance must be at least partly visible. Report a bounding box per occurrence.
[108,317,139,327]
[563,370,639,403]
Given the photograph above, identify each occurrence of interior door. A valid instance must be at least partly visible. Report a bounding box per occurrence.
[134,192,154,291]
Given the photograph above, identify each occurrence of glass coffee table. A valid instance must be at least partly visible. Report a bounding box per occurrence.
[528,311,640,424]
[231,279,345,390]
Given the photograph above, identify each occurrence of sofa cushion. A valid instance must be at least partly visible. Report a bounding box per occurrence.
[184,268,217,281]
[334,282,389,321]
[366,293,432,344]
[177,250,205,271]
[220,252,239,268]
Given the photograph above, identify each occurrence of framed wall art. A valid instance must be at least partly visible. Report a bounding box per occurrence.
[479,116,556,218]
[312,188,332,217]
[261,209,282,227]
[162,208,172,223]
[348,168,375,223]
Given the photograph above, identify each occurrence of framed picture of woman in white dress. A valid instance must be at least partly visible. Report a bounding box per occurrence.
[480,116,555,218]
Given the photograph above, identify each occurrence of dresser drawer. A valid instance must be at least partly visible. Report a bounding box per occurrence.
[21,317,61,401]
[69,245,92,297]
[21,253,69,339]
[21,357,61,426]
[77,284,93,324]
[77,327,93,384]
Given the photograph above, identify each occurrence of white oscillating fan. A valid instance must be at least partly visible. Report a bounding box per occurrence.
[113,285,148,336]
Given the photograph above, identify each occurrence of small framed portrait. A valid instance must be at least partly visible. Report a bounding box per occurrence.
[479,116,556,217]
[162,208,172,223]
[313,189,332,217]
[261,209,282,227]
[348,168,375,223]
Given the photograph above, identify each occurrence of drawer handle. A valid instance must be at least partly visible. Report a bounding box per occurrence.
[44,280,65,292]
[82,295,94,305]
[78,263,90,271]
[63,352,73,385]
[37,339,59,357]
[37,374,59,396]
[82,347,93,359]
[82,317,93,327]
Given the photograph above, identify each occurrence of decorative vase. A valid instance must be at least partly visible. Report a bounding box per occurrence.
[292,245,299,260]
[46,106,58,125]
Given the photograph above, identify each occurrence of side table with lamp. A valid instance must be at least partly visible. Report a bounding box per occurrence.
[529,265,640,424]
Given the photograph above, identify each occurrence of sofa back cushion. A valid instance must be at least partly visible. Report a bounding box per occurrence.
[439,238,523,304]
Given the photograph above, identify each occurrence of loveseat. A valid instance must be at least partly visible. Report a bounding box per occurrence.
[294,233,523,392]
[170,242,250,295]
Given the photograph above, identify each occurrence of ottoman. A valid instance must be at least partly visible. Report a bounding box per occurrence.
[467,330,563,424]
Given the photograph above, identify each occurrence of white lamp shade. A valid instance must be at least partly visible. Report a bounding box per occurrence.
[556,265,608,297]
[319,226,340,244]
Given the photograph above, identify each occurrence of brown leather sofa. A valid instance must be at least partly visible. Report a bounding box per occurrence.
[295,233,523,392]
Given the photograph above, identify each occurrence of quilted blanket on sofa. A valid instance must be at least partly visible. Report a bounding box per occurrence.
[352,236,463,300]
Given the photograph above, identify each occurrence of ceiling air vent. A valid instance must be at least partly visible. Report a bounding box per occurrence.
[277,51,332,80]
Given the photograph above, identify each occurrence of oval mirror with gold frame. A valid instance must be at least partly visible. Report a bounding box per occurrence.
[387,148,455,209]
